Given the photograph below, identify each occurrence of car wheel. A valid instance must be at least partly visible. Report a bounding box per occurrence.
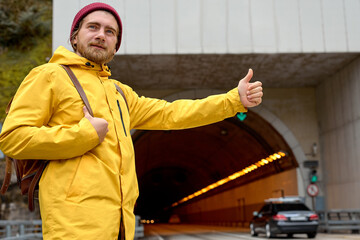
[287,233,293,238]
[250,223,257,236]
[307,232,316,238]
[265,223,273,238]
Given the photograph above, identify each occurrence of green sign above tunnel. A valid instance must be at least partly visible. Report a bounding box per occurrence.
[236,112,247,121]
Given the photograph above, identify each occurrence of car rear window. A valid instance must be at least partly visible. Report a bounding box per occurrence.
[273,203,310,212]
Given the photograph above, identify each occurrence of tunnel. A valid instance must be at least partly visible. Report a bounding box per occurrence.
[133,110,298,223]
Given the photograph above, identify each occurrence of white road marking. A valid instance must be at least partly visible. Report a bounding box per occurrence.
[148,230,165,240]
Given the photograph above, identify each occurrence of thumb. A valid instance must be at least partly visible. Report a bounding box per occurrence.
[83,106,91,118]
[241,68,253,83]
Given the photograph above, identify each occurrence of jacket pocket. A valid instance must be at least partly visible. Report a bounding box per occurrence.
[117,100,127,137]
[65,156,84,202]
[65,155,98,203]
[65,153,121,205]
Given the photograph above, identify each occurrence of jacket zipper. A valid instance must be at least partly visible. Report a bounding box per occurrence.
[117,100,127,137]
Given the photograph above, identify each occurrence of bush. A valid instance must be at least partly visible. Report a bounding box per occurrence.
[0,0,52,121]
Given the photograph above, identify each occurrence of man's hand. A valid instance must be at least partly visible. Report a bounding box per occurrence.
[237,69,263,108]
[83,107,109,143]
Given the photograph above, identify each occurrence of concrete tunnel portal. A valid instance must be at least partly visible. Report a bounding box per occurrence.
[132,110,299,223]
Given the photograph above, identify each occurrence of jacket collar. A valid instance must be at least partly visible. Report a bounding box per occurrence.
[49,46,112,77]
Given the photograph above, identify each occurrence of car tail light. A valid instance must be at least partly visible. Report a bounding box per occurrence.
[309,214,319,221]
[272,214,287,221]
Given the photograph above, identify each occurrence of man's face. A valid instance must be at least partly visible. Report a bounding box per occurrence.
[73,10,119,65]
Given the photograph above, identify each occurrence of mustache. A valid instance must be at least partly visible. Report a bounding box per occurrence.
[89,41,106,49]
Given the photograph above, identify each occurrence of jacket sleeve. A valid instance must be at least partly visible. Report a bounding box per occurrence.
[0,66,99,160]
[120,84,247,130]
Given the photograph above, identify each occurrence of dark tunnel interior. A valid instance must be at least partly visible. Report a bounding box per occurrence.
[132,111,297,221]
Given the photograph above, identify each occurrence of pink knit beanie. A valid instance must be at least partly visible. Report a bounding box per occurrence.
[70,2,123,51]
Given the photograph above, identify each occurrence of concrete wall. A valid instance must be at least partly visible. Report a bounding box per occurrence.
[316,56,360,209]
[260,87,322,203]
[53,0,360,54]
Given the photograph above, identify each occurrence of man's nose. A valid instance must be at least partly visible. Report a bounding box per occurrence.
[95,29,106,41]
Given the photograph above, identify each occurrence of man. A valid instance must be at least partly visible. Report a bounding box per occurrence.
[0,2,263,239]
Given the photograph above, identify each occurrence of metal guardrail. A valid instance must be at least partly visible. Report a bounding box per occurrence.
[0,218,145,239]
[0,220,42,239]
[317,209,360,234]
[135,215,145,239]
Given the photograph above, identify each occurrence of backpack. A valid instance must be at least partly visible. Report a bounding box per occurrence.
[0,65,128,211]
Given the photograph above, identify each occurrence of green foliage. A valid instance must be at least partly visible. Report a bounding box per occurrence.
[0,0,52,50]
[0,35,52,121]
[0,0,52,121]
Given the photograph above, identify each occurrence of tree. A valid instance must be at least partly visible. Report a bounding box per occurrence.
[0,0,52,121]
[0,0,51,50]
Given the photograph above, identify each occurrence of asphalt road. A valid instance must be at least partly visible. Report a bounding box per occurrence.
[142,224,360,240]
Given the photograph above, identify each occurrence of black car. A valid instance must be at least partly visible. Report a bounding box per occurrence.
[250,197,318,238]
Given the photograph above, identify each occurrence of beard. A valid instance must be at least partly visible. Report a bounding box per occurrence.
[76,40,115,65]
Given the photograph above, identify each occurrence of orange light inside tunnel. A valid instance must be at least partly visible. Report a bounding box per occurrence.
[171,151,287,207]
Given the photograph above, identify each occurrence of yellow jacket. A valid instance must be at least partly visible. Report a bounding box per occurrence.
[0,46,246,239]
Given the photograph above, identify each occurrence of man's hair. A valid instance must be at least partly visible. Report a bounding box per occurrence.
[70,20,83,52]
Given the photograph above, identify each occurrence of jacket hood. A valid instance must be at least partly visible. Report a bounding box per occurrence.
[49,46,112,76]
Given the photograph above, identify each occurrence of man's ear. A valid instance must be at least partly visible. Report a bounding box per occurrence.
[73,36,78,45]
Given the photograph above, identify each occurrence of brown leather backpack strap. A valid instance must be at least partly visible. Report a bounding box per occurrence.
[0,156,13,194]
[13,159,22,187]
[27,161,48,212]
[5,97,13,114]
[114,84,129,113]
[61,65,94,117]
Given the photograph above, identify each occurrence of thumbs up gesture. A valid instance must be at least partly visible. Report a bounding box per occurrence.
[237,69,263,108]
[83,106,109,143]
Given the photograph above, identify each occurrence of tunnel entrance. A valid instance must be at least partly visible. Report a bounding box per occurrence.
[133,110,298,222]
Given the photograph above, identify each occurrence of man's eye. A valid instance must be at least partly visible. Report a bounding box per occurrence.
[107,30,115,35]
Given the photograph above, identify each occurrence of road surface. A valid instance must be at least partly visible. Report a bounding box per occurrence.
[142,224,360,240]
